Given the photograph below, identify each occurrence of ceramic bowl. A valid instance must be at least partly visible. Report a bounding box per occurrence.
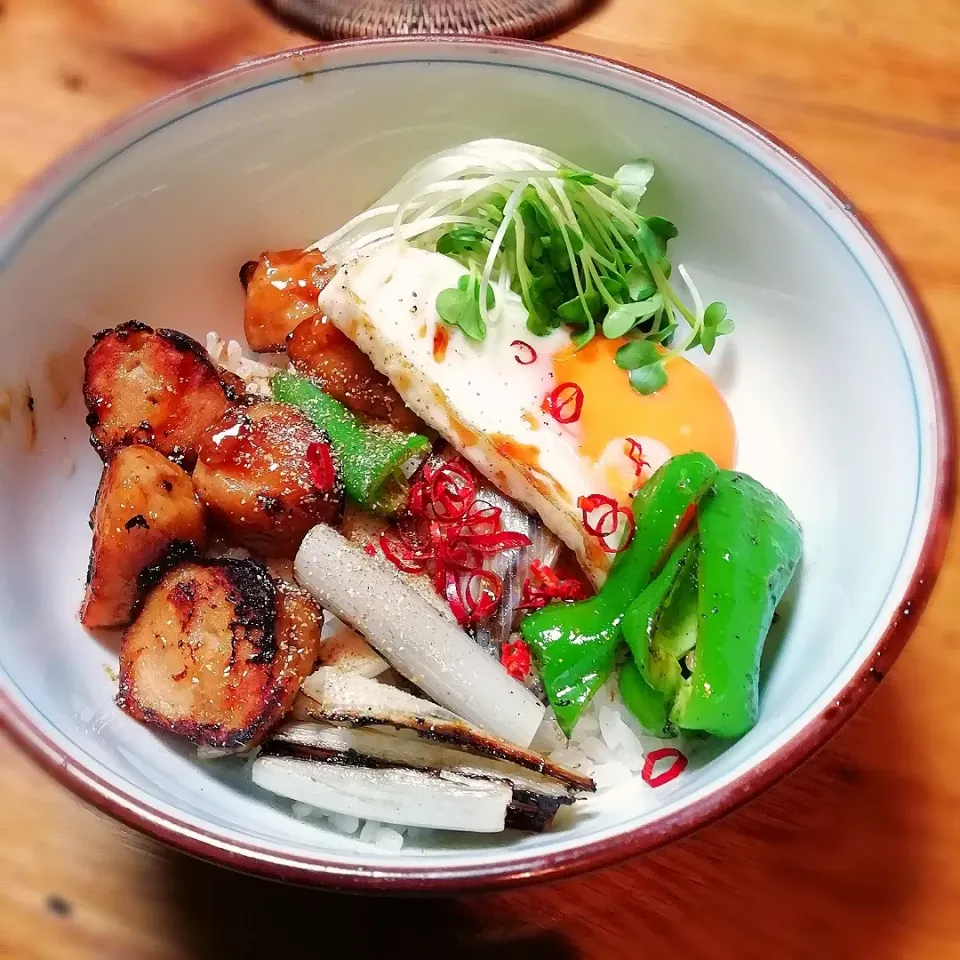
[0,37,952,892]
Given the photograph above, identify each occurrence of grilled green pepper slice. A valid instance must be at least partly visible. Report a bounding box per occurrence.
[273,370,429,511]
[622,470,802,739]
[622,532,699,708]
[671,471,802,738]
[618,659,670,737]
[520,452,718,736]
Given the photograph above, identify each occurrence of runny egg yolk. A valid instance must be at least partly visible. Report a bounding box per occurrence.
[551,337,736,500]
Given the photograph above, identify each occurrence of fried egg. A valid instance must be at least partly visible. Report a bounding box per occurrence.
[318,246,735,583]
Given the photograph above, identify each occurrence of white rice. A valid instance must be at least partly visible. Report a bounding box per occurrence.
[204,330,690,849]
[205,331,288,396]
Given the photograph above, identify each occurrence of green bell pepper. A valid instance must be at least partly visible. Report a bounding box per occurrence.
[618,659,670,737]
[671,471,802,738]
[520,452,718,736]
[272,370,430,512]
[622,532,699,707]
[621,469,802,739]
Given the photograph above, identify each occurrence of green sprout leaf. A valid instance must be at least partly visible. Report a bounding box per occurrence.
[626,264,657,301]
[558,290,602,325]
[615,339,661,371]
[602,295,663,339]
[635,220,664,265]
[646,216,679,241]
[698,301,732,355]
[437,227,488,257]
[436,274,490,342]
[612,159,655,211]
[629,362,668,395]
[648,320,678,345]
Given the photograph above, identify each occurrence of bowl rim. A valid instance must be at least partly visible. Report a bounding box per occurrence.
[0,34,954,893]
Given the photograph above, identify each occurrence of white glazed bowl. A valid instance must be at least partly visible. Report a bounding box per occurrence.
[0,38,952,891]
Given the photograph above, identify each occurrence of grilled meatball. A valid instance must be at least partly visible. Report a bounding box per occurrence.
[83,321,234,466]
[287,313,424,433]
[242,249,334,352]
[117,559,323,749]
[192,401,344,557]
[80,445,207,628]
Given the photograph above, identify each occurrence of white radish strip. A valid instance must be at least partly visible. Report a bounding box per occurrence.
[252,756,510,833]
[295,524,546,746]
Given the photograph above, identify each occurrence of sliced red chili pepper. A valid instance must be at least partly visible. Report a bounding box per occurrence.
[391,452,544,622]
[624,438,649,477]
[542,382,584,424]
[305,441,335,491]
[500,638,531,680]
[602,508,636,554]
[406,480,429,518]
[363,543,377,557]
[444,569,469,625]
[578,494,621,538]
[511,340,538,365]
[578,494,636,554]
[518,559,592,610]
[438,538,484,572]
[458,530,533,553]
[463,570,502,622]
[429,461,477,521]
[531,558,562,591]
[462,500,502,536]
[641,747,688,788]
[517,585,547,612]
[379,531,430,574]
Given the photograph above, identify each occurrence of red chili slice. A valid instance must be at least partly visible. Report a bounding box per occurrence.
[578,494,636,554]
[542,382,584,424]
[500,638,531,680]
[443,569,469,625]
[438,538,484,572]
[641,748,688,788]
[463,570,502,621]
[606,509,636,554]
[578,494,621,537]
[517,559,592,610]
[511,340,538,365]
[391,452,544,622]
[363,543,377,557]
[624,438,649,477]
[406,480,429,518]
[305,441,335,491]
[429,461,477,521]
[379,531,430,574]
[463,500,502,536]
[459,530,533,554]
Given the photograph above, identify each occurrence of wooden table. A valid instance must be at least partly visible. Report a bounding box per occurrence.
[2,1,959,956]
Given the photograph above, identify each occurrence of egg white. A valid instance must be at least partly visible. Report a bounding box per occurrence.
[319,245,649,583]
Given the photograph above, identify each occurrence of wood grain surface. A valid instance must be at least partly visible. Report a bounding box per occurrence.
[2,1,959,957]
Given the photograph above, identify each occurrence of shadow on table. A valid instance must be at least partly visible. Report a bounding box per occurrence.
[159,679,925,960]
